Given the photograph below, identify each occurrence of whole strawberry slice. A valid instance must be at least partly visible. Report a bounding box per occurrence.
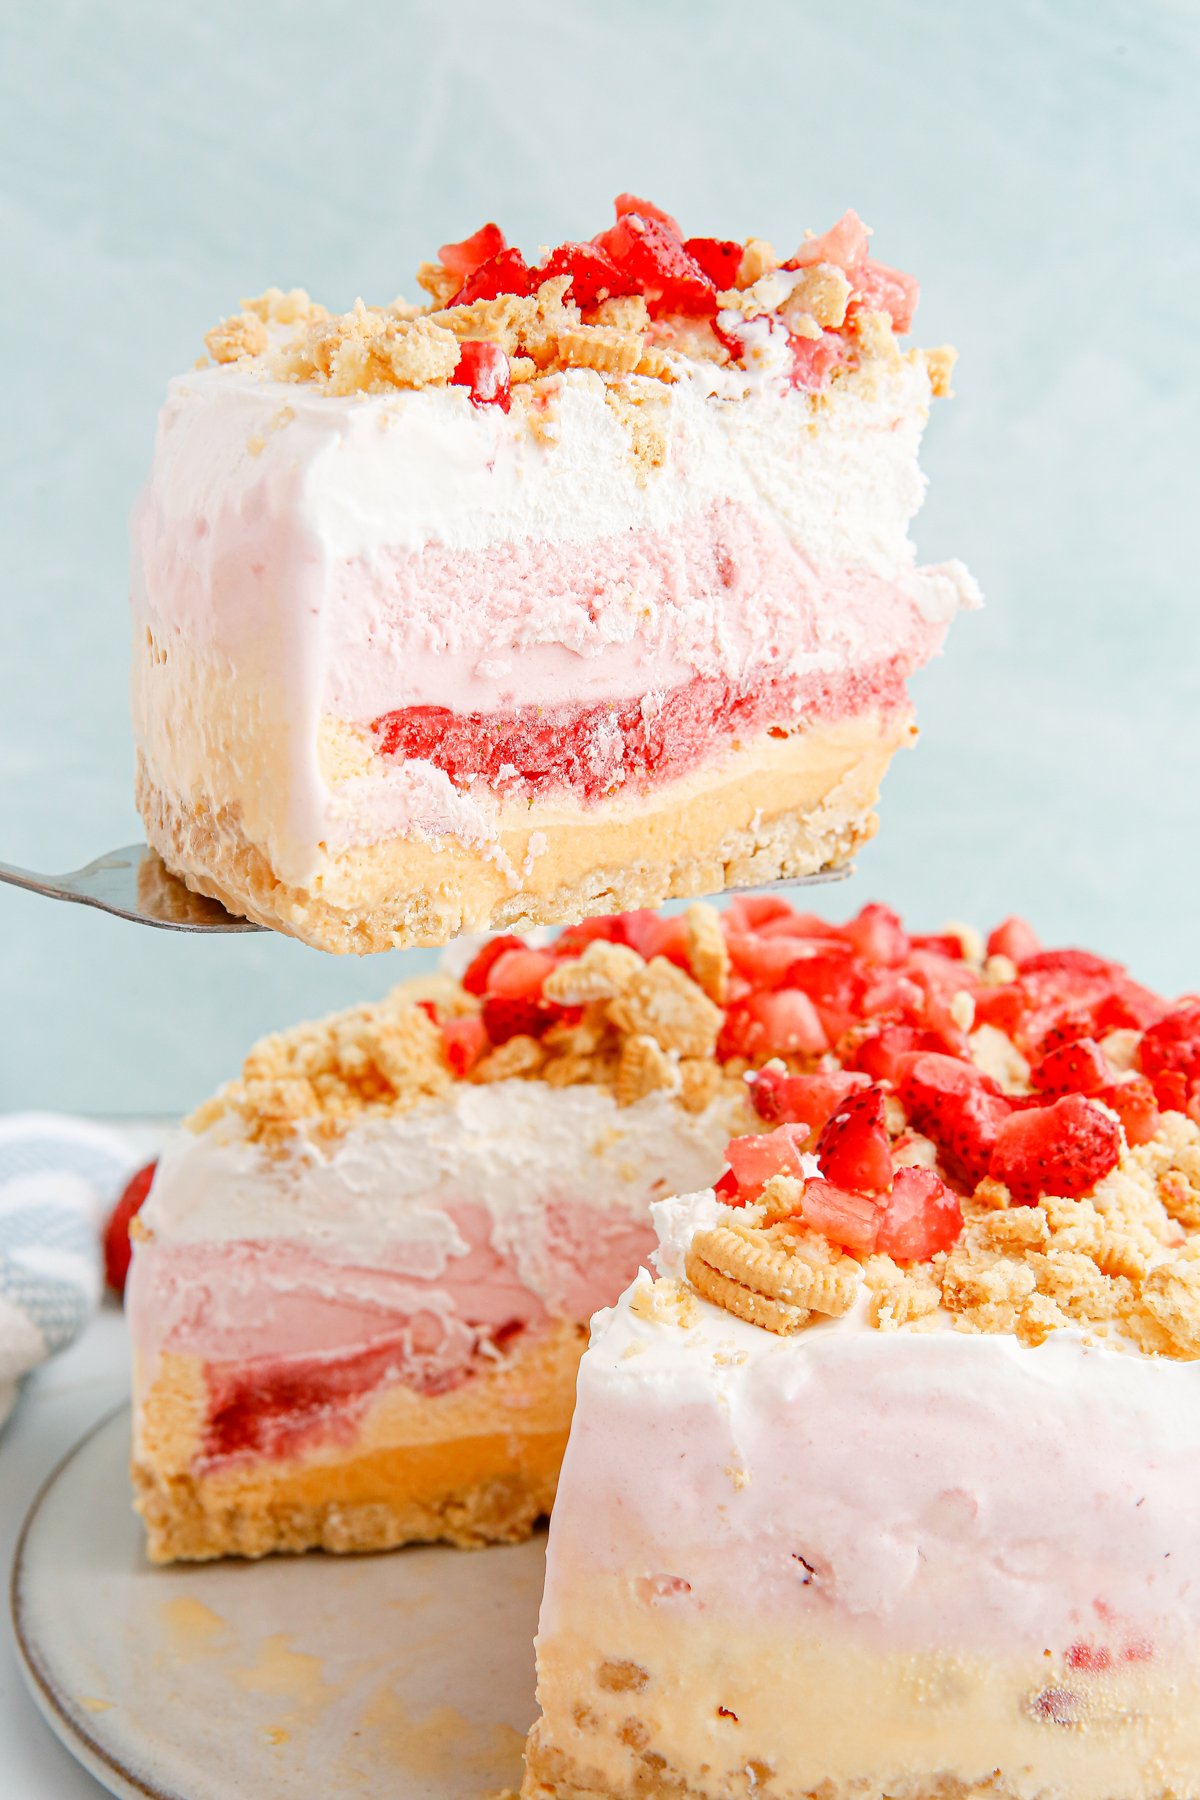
[989,1095,1121,1204]
[815,1086,893,1194]
[104,1161,157,1297]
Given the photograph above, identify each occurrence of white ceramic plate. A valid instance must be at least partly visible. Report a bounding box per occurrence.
[12,1406,544,1799]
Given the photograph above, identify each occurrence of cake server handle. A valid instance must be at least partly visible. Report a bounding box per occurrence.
[0,845,263,932]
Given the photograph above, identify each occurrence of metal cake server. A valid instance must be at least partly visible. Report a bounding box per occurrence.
[0,845,263,933]
[0,844,850,935]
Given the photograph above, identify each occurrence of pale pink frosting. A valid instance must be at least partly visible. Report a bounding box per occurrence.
[546,1293,1200,1661]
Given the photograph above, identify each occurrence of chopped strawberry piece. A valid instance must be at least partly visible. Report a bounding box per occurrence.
[793,1178,881,1254]
[1153,1069,1192,1114]
[631,914,692,968]
[614,909,676,959]
[986,917,1042,963]
[683,236,743,289]
[762,912,843,941]
[451,247,535,306]
[714,1167,740,1201]
[784,209,872,273]
[972,981,1025,1037]
[725,931,833,988]
[540,241,636,309]
[1014,965,1167,1059]
[553,915,632,954]
[850,1025,949,1085]
[441,1014,488,1077]
[725,1124,810,1200]
[910,933,966,960]
[849,258,919,334]
[481,993,554,1045]
[715,1002,764,1063]
[414,998,440,1023]
[843,902,909,966]
[905,949,978,1037]
[898,1052,1014,1186]
[1019,948,1124,979]
[486,947,559,998]
[788,330,847,390]
[104,1161,156,1297]
[726,895,796,932]
[857,966,926,1024]
[1030,1036,1110,1098]
[613,192,682,237]
[438,222,506,279]
[450,339,511,412]
[875,1166,963,1261]
[720,989,829,1062]
[594,212,717,318]
[1099,1075,1160,1147]
[783,947,868,1044]
[989,1095,1122,1204]
[462,934,527,995]
[896,1050,1003,1102]
[1138,1002,1200,1085]
[815,1086,893,1194]
[748,1066,869,1131]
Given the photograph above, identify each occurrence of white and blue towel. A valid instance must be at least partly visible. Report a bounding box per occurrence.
[0,1114,141,1422]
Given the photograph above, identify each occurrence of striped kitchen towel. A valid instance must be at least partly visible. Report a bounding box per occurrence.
[0,1113,139,1394]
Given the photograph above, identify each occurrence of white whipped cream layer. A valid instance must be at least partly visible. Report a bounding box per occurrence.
[141,1083,742,1294]
[541,1189,1200,1658]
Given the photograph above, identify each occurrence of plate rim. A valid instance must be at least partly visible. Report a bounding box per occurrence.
[10,1401,176,1800]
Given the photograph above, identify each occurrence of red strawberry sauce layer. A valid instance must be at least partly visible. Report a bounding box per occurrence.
[373,663,910,802]
[200,1320,533,1467]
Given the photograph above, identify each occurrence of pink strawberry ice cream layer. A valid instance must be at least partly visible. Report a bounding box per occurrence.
[127,1080,744,1472]
[349,498,964,804]
[128,1197,654,1471]
[327,500,959,721]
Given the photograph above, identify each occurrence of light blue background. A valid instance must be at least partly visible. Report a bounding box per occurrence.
[1,0,1196,1116]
